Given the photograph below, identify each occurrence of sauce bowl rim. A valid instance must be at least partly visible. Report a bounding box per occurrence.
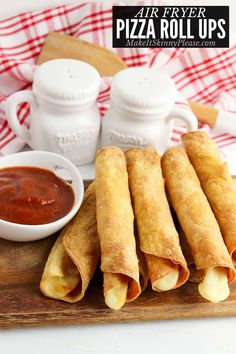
[0,151,84,231]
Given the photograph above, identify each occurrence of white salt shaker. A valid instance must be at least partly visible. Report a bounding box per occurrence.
[6,59,101,165]
[101,68,197,153]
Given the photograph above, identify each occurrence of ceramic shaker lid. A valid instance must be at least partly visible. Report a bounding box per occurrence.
[33,59,100,105]
[110,67,177,115]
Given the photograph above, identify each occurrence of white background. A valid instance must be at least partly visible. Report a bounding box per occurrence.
[1,1,236,354]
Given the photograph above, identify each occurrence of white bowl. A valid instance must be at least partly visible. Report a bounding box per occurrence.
[0,151,84,242]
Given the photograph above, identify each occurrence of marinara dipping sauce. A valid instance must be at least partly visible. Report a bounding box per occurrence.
[0,166,74,225]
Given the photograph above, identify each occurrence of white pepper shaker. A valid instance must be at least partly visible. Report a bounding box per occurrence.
[6,59,101,165]
[101,67,197,153]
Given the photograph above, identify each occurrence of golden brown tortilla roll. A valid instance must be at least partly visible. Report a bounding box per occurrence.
[126,148,189,292]
[40,183,100,302]
[40,232,80,301]
[95,147,141,310]
[182,131,236,264]
[162,147,236,303]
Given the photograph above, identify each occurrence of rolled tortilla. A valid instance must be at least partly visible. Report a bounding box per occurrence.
[40,182,100,302]
[95,147,141,310]
[182,131,236,263]
[40,232,80,301]
[126,148,189,292]
[162,147,235,303]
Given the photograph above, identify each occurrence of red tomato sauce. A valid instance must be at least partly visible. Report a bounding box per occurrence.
[0,166,74,225]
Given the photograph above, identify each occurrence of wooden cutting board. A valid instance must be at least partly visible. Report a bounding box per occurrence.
[37,32,126,76]
[1,180,236,329]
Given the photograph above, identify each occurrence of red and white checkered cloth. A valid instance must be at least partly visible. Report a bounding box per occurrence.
[1,1,236,169]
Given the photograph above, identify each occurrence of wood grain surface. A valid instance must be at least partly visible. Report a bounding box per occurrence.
[37,32,126,76]
[1,180,236,329]
[188,101,218,128]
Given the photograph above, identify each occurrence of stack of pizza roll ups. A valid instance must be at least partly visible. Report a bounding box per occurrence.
[41,131,236,308]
